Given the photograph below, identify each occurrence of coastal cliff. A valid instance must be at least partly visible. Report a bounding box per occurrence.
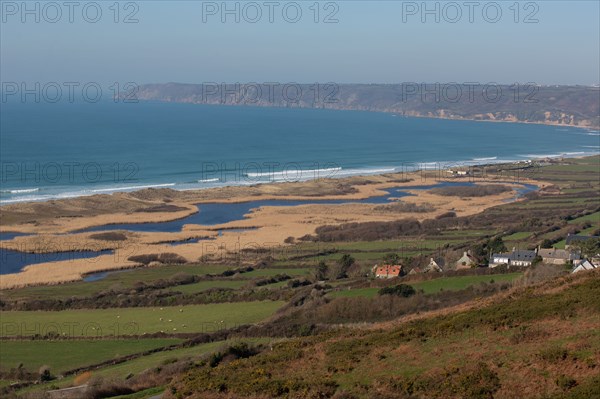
[133,83,600,128]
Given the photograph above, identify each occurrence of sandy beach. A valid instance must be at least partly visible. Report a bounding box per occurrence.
[0,170,547,288]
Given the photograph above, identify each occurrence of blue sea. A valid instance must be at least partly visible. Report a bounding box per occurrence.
[1,101,599,204]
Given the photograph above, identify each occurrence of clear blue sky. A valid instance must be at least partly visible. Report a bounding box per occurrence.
[1,1,599,86]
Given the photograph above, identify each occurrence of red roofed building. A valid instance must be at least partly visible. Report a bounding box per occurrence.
[374,264,403,279]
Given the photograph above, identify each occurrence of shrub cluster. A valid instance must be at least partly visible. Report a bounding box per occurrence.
[429,184,511,197]
[89,232,128,241]
[378,284,416,297]
[373,202,435,213]
[128,253,188,265]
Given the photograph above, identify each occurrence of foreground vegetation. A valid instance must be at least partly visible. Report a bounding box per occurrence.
[167,272,600,399]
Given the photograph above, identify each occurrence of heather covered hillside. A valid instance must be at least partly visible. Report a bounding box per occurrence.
[166,271,600,399]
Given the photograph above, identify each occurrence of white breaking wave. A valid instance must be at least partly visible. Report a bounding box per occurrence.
[521,153,565,159]
[0,191,82,204]
[2,150,598,204]
[333,167,398,176]
[244,167,402,182]
[90,183,176,193]
[0,188,40,194]
[520,150,598,159]
[244,167,342,179]
[472,157,498,161]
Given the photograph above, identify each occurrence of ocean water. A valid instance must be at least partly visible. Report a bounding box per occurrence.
[1,101,598,204]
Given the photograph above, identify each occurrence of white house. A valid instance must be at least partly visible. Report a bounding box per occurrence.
[490,249,537,268]
[456,251,477,269]
[572,259,598,273]
[423,258,443,273]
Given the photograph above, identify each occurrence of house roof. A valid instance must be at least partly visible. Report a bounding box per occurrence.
[493,250,537,262]
[510,250,537,261]
[572,259,597,272]
[566,234,598,245]
[424,259,443,272]
[457,251,476,261]
[538,248,580,261]
[375,265,402,276]
[429,257,445,267]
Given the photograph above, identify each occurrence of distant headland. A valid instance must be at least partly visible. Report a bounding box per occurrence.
[133,83,600,129]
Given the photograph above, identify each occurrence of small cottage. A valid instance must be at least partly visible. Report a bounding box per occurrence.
[455,251,477,269]
[374,264,403,279]
[572,259,598,273]
[491,248,537,268]
[537,248,580,265]
[423,258,443,273]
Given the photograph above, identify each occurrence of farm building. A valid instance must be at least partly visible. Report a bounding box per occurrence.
[374,264,403,279]
[537,248,580,265]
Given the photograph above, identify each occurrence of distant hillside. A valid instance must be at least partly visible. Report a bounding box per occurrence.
[134,83,600,128]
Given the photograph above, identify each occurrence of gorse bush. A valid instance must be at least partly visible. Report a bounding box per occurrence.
[374,201,435,213]
[207,343,261,368]
[128,253,188,265]
[89,232,128,241]
[378,284,416,297]
[429,184,511,197]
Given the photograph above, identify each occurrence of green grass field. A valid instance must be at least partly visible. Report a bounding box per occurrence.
[314,251,426,262]
[294,239,466,253]
[0,301,285,337]
[90,338,272,379]
[0,264,233,301]
[0,338,181,373]
[12,338,275,395]
[168,279,248,294]
[330,273,523,298]
[242,267,312,278]
[503,232,532,241]
[568,211,600,225]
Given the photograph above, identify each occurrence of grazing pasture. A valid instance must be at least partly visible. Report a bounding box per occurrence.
[0,338,181,373]
[330,273,523,298]
[0,301,285,337]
